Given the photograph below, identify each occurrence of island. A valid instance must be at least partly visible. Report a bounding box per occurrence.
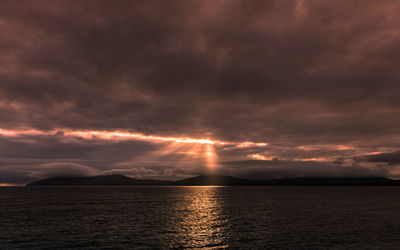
[26,175,400,186]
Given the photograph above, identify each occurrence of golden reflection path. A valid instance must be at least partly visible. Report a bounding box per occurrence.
[170,187,229,249]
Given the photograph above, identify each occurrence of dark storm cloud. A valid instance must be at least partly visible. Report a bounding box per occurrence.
[357,151,400,165]
[1,0,400,182]
[1,0,400,140]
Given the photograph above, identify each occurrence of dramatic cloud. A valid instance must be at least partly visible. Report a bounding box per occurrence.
[1,0,400,183]
[357,151,400,165]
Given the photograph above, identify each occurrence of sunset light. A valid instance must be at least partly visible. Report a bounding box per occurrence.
[2,0,400,248]
[0,127,268,169]
[0,128,267,147]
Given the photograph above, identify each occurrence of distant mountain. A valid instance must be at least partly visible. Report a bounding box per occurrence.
[173,176,400,186]
[27,175,171,186]
[26,174,400,186]
[261,177,400,186]
[173,175,258,186]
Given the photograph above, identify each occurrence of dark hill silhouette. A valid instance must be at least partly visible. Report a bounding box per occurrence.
[262,177,400,186]
[27,175,171,186]
[27,174,400,186]
[173,175,257,186]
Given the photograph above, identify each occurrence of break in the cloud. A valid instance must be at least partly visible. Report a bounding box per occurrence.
[1,0,400,184]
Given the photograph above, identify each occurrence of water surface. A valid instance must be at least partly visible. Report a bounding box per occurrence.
[1,186,400,249]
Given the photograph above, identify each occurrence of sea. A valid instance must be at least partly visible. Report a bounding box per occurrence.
[1,186,400,249]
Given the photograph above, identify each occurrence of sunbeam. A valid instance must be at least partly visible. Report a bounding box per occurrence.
[205,144,218,169]
[0,128,268,169]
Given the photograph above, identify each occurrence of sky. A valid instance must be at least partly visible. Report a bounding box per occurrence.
[1,0,400,184]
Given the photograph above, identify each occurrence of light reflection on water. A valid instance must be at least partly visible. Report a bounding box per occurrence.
[169,187,230,249]
[3,187,400,249]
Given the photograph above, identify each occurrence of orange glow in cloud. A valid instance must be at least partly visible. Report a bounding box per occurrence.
[0,128,268,169]
[295,157,331,162]
[64,130,220,144]
[236,142,268,148]
[296,144,354,151]
[0,128,268,147]
[0,128,46,136]
[0,183,22,187]
[249,154,270,160]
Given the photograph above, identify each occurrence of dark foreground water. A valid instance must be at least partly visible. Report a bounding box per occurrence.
[1,187,400,249]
